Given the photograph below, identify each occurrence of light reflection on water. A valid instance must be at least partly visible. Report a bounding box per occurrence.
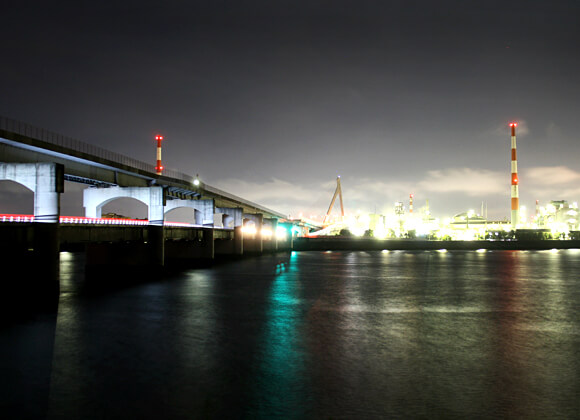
[3,249,580,418]
[246,252,314,418]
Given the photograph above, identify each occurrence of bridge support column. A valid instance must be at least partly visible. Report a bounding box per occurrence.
[33,163,63,311]
[213,207,244,257]
[165,227,214,266]
[0,163,63,315]
[147,225,165,267]
[214,225,244,257]
[147,187,165,267]
[215,207,243,229]
[262,218,278,253]
[0,163,63,222]
[83,186,166,220]
[234,226,243,255]
[243,213,263,255]
[165,199,214,225]
[83,186,167,273]
[148,187,165,226]
[204,228,215,260]
[277,222,295,251]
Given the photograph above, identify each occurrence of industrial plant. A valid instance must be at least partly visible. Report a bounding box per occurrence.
[305,123,580,240]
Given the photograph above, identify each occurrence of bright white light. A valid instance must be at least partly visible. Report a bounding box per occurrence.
[276,226,287,240]
[242,226,257,235]
[374,226,388,239]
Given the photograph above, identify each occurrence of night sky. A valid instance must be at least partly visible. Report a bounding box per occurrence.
[1,1,579,220]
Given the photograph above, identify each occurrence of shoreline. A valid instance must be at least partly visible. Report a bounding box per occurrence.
[294,238,580,251]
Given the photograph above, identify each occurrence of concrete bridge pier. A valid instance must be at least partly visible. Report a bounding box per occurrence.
[0,163,63,314]
[214,207,244,257]
[84,186,167,273]
[243,213,263,255]
[262,218,278,253]
[165,198,214,226]
[83,185,167,220]
[215,207,243,229]
[147,225,165,267]
[165,227,214,267]
[214,227,244,257]
[277,222,295,251]
[234,226,243,255]
[148,187,166,268]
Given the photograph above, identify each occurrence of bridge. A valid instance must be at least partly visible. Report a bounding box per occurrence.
[0,116,319,312]
[0,116,287,221]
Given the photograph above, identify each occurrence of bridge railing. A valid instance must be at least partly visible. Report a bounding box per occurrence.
[0,116,193,183]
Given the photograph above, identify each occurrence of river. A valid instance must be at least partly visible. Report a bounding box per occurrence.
[2,249,580,418]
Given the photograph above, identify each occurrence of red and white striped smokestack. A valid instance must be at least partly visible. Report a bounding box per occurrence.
[409,193,414,214]
[510,123,519,228]
[155,135,164,175]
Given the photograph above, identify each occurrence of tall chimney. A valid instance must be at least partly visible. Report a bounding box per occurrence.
[155,135,164,175]
[510,123,519,228]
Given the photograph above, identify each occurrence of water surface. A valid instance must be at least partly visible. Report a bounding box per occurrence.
[2,249,580,418]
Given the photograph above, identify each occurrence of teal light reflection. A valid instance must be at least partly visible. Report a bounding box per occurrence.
[248,252,312,417]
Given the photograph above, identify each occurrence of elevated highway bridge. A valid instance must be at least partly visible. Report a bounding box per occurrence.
[0,116,306,303]
[0,116,326,316]
[0,115,286,221]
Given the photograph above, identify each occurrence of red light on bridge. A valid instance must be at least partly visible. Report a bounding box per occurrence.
[155,135,164,141]
[509,122,518,127]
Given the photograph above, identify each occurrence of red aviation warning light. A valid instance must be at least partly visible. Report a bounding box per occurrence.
[509,122,518,137]
[155,135,164,175]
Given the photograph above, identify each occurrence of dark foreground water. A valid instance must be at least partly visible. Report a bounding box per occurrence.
[2,249,580,419]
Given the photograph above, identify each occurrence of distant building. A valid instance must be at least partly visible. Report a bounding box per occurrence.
[102,212,130,219]
[394,202,404,216]
[450,211,487,229]
[535,200,579,231]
